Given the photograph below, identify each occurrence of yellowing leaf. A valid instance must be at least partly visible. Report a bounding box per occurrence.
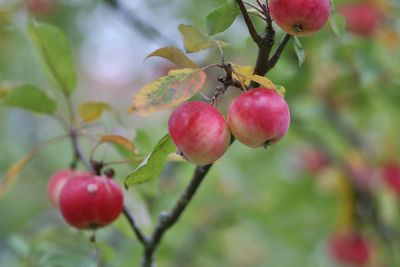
[131,68,207,116]
[0,157,32,198]
[146,47,199,69]
[0,88,8,99]
[179,24,215,53]
[248,75,275,89]
[98,135,137,154]
[231,64,275,89]
[275,85,286,97]
[0,135,66,198]
[231,64,254,86]
[0,81,23,99]
[78,102,112,122]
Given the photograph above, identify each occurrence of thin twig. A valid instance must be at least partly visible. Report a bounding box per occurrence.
[69,128,93,171]
[141,164,212,267]
[248,11,267,21]
[243,1,265,14]
[104,0,175,46]
[123,207,149,246]
[236,0,262,46]
[264,33,292,73]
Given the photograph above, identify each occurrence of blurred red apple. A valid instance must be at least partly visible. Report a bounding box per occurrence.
[329,231,371,265]
[382,163,400,195]
[296,147,329,174]
[338,3,380,37]
[47,169,85,207]
[27,0,56,16]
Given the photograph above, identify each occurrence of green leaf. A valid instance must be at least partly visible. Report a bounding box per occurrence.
[329,12,346,39]
[125,134,176,186]
[130,68,207,115]
[28,21,77,96]
[78,102,111,122]
[146,47,199,69]
[3,84,57,114]
[293,36,306,66]
[206,0,239,36]
[179,24,215,53]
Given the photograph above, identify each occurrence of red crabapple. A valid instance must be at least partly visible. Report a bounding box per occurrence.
[329,231,371,265]
[168,101,231,166]
[228,88,290,148]
[59,174,124,229]
[269,0,331,36]
[338,3,380,37]
[47,169,85,207]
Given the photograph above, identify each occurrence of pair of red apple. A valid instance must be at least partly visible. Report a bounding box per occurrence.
[168,87,290,166]
[47,169,124,229]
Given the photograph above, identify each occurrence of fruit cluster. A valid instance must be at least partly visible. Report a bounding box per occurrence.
[168,87,290,166]
[47,169,124,230]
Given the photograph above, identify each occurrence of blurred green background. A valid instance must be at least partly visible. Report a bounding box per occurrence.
[1,0,400,266]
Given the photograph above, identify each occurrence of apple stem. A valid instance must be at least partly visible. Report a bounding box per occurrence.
[90,231,105,267]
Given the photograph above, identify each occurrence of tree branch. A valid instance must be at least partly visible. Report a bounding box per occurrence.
[141,164,212,267]
[104,0,175,46]
[69,129,93,171]
[123,206,149,246]
[236,0,263,46]
[264,33,292,73]
[132,2,294,266]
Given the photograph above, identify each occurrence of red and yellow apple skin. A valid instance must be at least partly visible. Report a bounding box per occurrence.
[269,0,331,36]
[168,101,231,166]
[59,174,124,229]
[47,169,85,207]
[338,4,380,37]
[329,231,371,265]
[228,88,290,148]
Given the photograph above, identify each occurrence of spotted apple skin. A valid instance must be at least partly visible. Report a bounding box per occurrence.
[270,0,331,36]
[228,88,290,148]
[168,101,231,166]
[59,174,123,229]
